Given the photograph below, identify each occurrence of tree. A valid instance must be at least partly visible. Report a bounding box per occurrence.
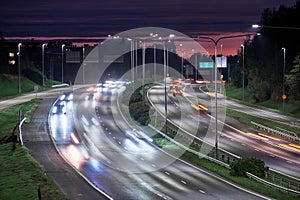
[231,1,300,102]
[286,52,300,101]
[230,157,268,178]
[0,32,4,41]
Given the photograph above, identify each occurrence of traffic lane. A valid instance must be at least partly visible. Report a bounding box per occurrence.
[148,88,300,178]
[224,99,300,129]
[89,93,265,200]
[50,99,160,199]
[0,87,73,111]
[24,97,108,200]
[50,88,267,199]
[190,84,300,129]
[220,128,300,179]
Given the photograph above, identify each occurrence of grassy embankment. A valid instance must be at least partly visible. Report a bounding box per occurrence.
[0,74,65,199]
[225,84,300,118]
[0,99,65,200]
[0,74,39,100]
[0,74,61,100]
[225,84,300,137]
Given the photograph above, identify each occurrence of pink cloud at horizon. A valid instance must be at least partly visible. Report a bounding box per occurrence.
[4,31,254,56]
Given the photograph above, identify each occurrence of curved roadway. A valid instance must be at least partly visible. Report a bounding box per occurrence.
[147,85,300,179]
[49,86,268,200]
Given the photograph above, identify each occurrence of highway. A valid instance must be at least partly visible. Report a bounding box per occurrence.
[147,85,300,179]
[49,85,267,200]
[195,85,300,129]
[0,86,73,111]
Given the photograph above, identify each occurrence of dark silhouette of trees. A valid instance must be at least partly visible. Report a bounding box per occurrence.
[232,1,300,102]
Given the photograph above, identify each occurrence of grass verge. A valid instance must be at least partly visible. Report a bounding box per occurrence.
[225,84,300,118]
[226,108,300,137]
[0,98,65,200]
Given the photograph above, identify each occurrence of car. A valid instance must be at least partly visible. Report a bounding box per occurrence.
[52,101,67,114]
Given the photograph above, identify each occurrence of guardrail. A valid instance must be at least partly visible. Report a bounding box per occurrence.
[148,124,230,169]
[146,86,300,193]
[146,87,240,162]
[251,121,299,141]
[246,172,300,196]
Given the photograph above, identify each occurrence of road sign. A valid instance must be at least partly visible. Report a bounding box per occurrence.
[199,62,213,68]
[282,94,287,100]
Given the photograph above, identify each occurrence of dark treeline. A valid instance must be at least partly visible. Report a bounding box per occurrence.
[232,1,300,102]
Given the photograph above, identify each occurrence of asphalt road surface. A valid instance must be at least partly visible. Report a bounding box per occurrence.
[48,86,268,200]
[148,85,300,179]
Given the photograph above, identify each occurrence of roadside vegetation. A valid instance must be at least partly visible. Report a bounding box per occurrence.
[0,99,65,200]
[225,108,300,137]
[128,85,153,126]
[0,72,60,100]
[230,2,300,110]
[225,84,300,118]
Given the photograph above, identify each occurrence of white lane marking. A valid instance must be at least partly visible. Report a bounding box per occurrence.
[108,132,111,135]
[164,171,170,176]
[199,189,206,194]
[118,141,121,145]
[152,164,156,168]
[181,180,187,185]
[286,160,293,164]
[269,154,275,157]
[255,148,260,151]
[241,143,246,146]
[140,157,144,161]
[113,136,116,140]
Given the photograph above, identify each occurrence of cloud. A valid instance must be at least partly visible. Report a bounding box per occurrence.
[0,0,296,37]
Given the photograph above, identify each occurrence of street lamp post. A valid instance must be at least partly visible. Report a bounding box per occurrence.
[282,47,286,112]
[154,44,156,82]
[82,47,85,84]
[18,43,22,94]
[252,24,300,30]
[164,43,168,137]
[142,42,145,100]
[241,44,245,103]
[197,33,255,159]
[42,43,46,87]
[61,44,65,83]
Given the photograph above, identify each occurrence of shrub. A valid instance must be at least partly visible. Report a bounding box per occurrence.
[230,157,268,178]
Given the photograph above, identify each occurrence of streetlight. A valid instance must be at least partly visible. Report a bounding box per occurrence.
[82,47,85,84]
[241,44,245,103]
[18,43,22,94]
[42,43,46,87]
[61,44,65,83]
[252,24,300,30]
[197,33,255,159]
[282,47,286,112]
[143,42,146,99]
[164,42,168,137]
[127,38,134,88]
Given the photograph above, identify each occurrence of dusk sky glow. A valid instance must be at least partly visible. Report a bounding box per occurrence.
[0,0,296,55]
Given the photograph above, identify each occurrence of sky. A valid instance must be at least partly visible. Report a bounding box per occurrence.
[0,0,297,55]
